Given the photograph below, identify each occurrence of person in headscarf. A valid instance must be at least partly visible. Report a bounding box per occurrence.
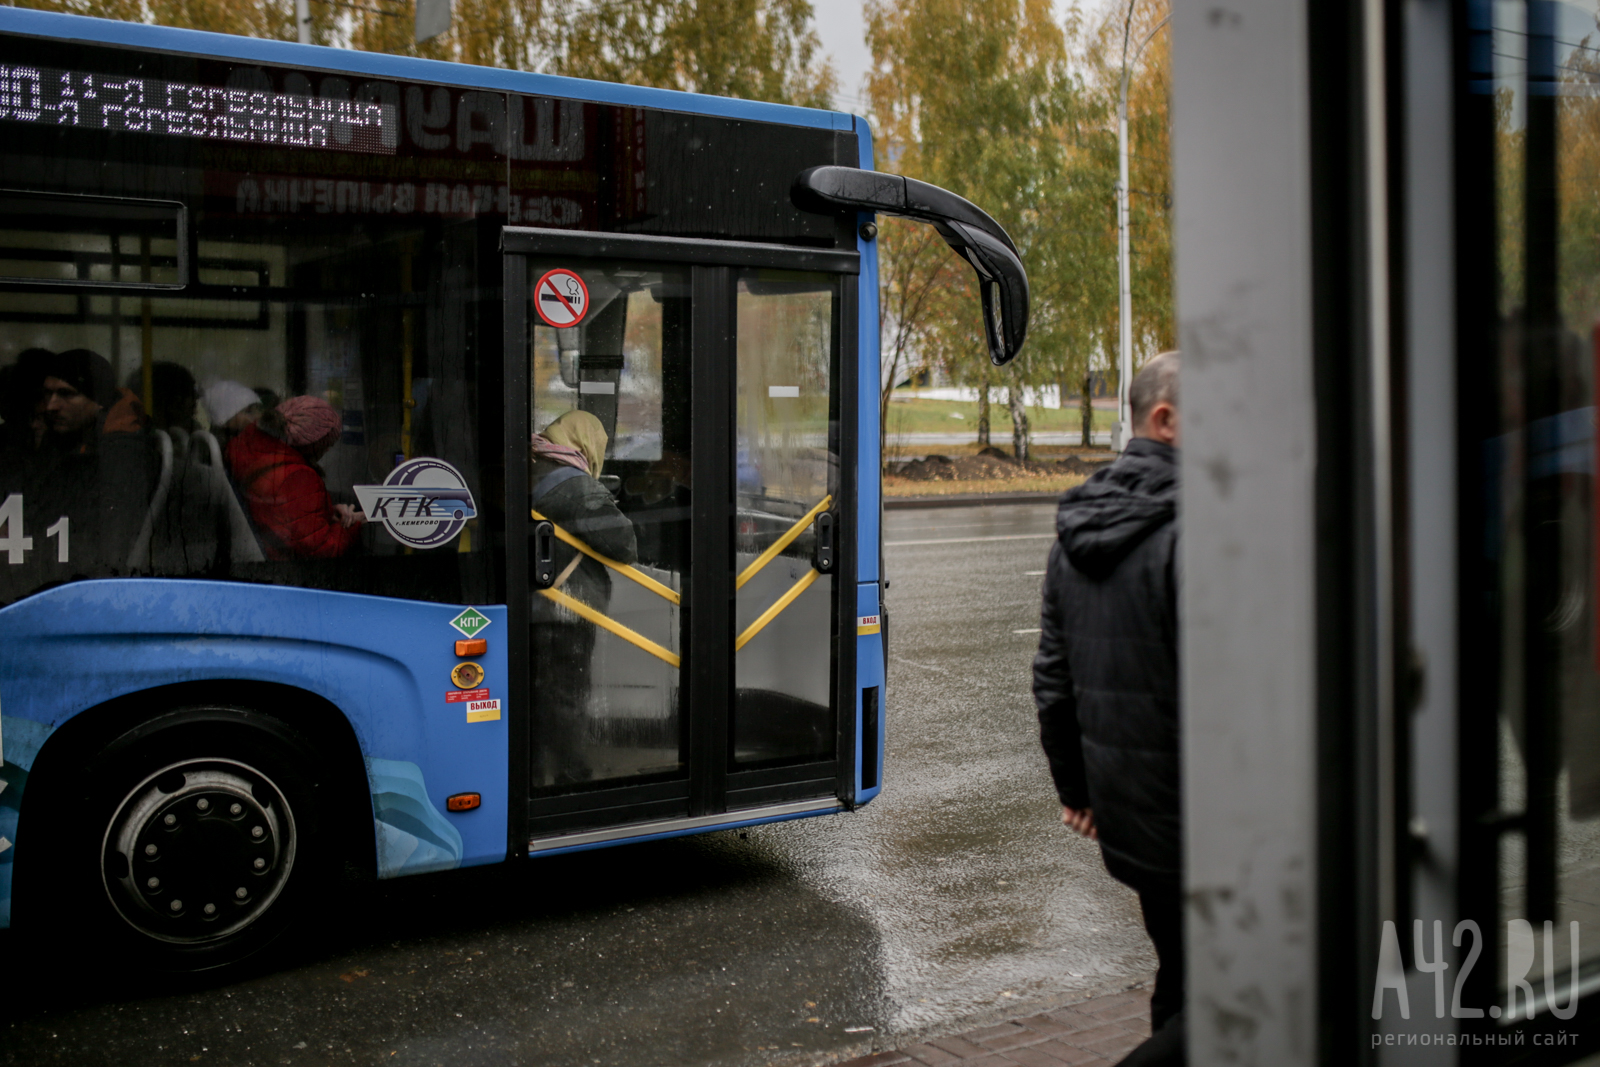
[226,395,364,559]
[532,409,606,475]
[529,409,638,787]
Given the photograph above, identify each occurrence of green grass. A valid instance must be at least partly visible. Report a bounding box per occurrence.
[883,397,1115,436]
[884,470,1090,496]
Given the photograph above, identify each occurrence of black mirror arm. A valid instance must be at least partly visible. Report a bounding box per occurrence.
[791,165,1030,366]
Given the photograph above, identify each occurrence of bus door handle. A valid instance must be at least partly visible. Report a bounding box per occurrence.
[533,520,556,588]
[814,512,835,573]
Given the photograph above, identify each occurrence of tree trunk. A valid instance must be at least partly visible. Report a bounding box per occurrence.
[1007,383,1030,461]
[879,346,903,473]
[1080,370,1094,447]
[976,365,990,447]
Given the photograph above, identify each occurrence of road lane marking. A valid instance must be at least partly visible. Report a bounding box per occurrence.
[886,519,1043,532]
[892,655,949,674]
[1025,570,1045,576]
[885,533,1057,547]
[1013,628,1042,634]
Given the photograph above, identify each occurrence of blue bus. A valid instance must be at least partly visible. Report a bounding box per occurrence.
[0,8,1027,968]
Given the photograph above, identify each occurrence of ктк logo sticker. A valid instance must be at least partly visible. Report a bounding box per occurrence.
[354,458,476,549]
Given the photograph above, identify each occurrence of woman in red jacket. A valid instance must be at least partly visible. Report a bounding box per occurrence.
[226,395,364,559]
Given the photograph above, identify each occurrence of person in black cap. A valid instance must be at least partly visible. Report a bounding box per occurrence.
[41,349,144,454]
[0,350,150,578]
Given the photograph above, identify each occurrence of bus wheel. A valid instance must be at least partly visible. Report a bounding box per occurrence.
[67,712,327,971]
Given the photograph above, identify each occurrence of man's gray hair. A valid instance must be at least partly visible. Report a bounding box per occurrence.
[1130,350,1180,428]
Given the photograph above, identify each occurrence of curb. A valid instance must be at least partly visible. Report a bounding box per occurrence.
[830,984,1154,1067]
[884,491,1063,510]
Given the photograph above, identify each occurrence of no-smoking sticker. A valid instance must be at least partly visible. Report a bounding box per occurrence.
[535,269,589,328]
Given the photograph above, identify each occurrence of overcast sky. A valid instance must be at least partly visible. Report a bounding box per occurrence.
[810,0,874,114]
[810,0,1118,117]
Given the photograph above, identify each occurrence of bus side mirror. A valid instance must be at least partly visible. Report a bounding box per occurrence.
[791,165,1030,366]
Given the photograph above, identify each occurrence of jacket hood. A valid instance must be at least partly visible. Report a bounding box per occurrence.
[1056,437,1177,577]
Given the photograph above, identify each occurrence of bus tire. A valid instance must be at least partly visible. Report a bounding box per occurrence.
[48,707,329,972]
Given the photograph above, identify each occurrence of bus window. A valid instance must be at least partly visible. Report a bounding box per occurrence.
[526,261,690,791]
[732,269,838,768]
[0,37,528,611]
[0,191,187,288]
[0,221,496,607]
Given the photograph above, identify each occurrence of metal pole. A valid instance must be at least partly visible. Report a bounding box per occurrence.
[296,0,311,44]
[1118,67,1132,450]
[1115,6,1170,451]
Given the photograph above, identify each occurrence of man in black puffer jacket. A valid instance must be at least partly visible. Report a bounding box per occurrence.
[1035,351,1183,1066]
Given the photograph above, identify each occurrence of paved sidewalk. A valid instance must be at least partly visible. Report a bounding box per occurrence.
[836,987,1153,1067]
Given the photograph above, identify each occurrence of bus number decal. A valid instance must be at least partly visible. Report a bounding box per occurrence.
[0,495,33,564]
[45,516,68,563]
[0,496,72,564]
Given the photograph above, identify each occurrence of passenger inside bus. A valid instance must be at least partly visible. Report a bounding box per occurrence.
[0,348,52,454]
[0,349,155,578]
[529,409,639,787]
[138,362,200,436]
[201,380,265,449]
[226,395,366,560]
[42,349,146,454]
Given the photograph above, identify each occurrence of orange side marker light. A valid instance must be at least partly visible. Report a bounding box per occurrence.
[446,793,481,812]
[455,638,487,657]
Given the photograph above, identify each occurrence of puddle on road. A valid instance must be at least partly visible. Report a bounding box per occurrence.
[731,519,1155,1042]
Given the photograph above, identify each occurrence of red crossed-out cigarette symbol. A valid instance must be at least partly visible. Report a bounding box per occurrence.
[535,269,588,327]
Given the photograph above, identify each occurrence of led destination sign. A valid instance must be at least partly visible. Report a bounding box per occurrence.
[0,63,396,154]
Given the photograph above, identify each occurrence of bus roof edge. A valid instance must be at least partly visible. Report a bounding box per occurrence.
[0,6,859,135]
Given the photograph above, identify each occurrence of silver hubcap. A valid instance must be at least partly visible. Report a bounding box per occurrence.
[101,758,295,944]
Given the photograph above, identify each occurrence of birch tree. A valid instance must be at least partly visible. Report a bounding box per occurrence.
[865,0,1118,457]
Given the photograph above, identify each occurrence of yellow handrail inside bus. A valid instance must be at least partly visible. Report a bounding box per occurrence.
[539,587,681,668]
[532,493,829,659]
[734,568,820,651]
[734,495,832,591]
[531,508,681,606]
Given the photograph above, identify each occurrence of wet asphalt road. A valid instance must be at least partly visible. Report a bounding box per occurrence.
[0,502,1152,1067]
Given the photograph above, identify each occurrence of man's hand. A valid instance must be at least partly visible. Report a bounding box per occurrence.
[1061,805,1097,839]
